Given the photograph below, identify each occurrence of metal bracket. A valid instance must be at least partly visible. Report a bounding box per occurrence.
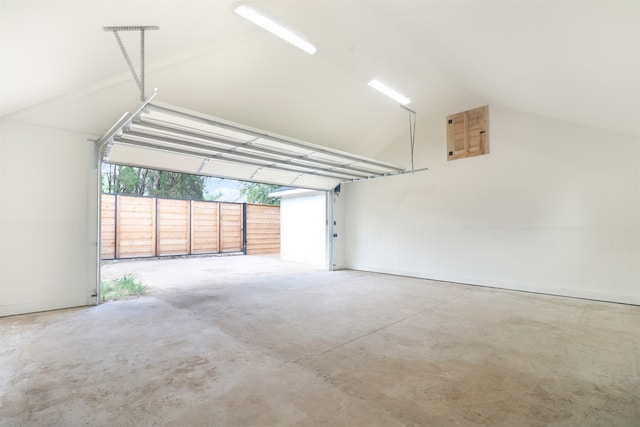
[401,105,417,173]
[104,26,159,101]
[96,89,158,164]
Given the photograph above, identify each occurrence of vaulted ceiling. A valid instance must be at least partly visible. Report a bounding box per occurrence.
[2,0,638,165]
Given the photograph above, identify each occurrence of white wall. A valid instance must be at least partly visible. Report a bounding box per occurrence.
[280,191,327,266]
[0,119,98,316]
[342,106,640,305]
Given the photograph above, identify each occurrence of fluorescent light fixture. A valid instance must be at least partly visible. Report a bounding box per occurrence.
[234,5,317,54]
[368,79,411,105]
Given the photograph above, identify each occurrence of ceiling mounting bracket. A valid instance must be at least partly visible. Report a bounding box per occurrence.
[104,25,159,101]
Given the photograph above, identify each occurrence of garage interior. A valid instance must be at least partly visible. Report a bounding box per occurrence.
[1,1,639,426]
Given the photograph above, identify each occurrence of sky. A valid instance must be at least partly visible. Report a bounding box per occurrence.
[205,177,242,192]
[205,177,246,203]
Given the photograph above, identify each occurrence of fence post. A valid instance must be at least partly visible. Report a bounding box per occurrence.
[242,203,247,255]
[114,194,119,259]
[216,202,221,254]
[188,199,191,255]
[153,197,158,257]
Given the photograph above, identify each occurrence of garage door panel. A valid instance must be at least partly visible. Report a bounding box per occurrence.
[201,159,257,181]
[100,102,405,191]
[108,144,202,174]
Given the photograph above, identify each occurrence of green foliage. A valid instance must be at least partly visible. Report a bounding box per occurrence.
[102,164,206,200]
[100,274,146,302]
[239,183,280,205]
[147,170,205,200]
[115,166,137,192]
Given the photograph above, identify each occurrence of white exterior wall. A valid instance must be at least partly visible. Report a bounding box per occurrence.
[342,106,640,305]
[0,119,98,316]
[280,192,327,267]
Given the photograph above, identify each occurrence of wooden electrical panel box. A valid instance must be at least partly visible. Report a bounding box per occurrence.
[446,105,489,160]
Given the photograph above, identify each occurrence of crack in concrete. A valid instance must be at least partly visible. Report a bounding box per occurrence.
[316,297,460,356]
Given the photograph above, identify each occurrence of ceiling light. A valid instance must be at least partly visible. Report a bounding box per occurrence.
[234,5,317,55]
[368,79,411,105]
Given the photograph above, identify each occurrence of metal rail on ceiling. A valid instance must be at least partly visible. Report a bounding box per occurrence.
[98,97,426,188]
[125,121,389,179]
[145,103,405,173]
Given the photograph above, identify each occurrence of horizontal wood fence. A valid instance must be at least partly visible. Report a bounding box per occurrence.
[100,194,280,260]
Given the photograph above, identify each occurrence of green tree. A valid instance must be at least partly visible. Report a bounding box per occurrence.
[102,163,117,193]
[147,170,205,200]
[239,183,280,205]
[118,166,147,194]
[102,164,206,200]
[102,165,145,194]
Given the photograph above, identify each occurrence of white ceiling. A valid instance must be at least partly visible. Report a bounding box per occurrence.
[2,0,638,165]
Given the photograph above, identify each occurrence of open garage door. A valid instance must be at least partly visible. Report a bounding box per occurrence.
[98,97,405,191]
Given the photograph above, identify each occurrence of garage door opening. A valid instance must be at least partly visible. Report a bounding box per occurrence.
[98,165,331,303]
[96,98,405,303]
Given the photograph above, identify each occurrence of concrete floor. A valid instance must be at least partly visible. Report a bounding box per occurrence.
[1,256,639,426]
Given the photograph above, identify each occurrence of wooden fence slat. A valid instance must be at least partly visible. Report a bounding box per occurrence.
[100,194,116,259]
[115,196,155,259]
[192,201,219,254]
[156,198,189,256]
[245,204,280,255]
[219,203,243,252]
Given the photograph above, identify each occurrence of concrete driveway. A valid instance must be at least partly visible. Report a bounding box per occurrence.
[100,254,324,295]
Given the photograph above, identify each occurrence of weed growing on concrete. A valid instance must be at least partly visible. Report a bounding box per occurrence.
[100,274,146,302]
